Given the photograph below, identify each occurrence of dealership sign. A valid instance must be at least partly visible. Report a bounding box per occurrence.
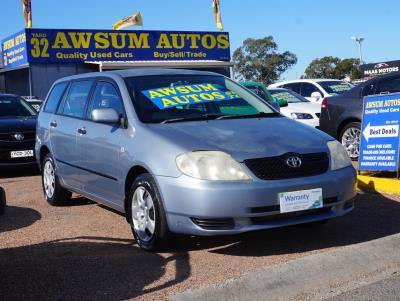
[1,28,230,69]
[359,60,400,77]
[1,30,28,69]
[359,93,400,171]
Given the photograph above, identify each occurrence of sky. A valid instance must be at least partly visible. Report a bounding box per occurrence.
[1,0,399,80]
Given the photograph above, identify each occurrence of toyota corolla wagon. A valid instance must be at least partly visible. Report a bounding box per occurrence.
[36,69,356,251]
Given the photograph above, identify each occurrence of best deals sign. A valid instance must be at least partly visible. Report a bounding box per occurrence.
[359,93,400,171]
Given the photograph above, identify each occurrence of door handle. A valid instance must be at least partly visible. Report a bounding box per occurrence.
[77,127,87,135]
[50,121,57,128]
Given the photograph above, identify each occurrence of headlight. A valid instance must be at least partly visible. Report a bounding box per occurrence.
[327,140,352,170]
[176,151,251,181]
[290,112,313,120]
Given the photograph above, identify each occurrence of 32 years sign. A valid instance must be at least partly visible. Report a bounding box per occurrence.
[359,93,400,171]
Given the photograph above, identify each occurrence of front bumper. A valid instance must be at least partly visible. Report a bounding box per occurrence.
[296,118,320,128]
[156,166,357,235]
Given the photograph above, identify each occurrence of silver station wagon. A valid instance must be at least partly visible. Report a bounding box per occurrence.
[36,69,356,251]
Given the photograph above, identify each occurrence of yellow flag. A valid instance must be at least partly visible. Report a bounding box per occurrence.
[21,0,32,28]
[212,0,223,31]
[112,12,143,30]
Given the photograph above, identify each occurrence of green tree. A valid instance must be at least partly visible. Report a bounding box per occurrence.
[303,57,362,80]
[303,56,341,79]
[233,36,297,85]
[335,58,362,80]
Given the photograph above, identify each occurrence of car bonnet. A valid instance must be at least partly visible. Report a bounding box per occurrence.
[147,117,331,162]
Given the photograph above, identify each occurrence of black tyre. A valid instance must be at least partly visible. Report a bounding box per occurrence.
[0,187,6,215]
[42,153,72,206]
[340,122,361,161]
[128,173,171,251]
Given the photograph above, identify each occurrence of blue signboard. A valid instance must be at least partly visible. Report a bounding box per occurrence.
[359,93,400,171]
[2,28,230,69]
[1,30,28,69]
[2,29,230,69]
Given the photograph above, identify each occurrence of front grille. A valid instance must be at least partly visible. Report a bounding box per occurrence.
[251,207,332,224]
[250,197,338,214]
[244,152,329,180]
[0,132,35,142]
[191,218,234,230]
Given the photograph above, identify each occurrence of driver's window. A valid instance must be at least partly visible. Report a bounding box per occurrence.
[362,83,376,96]
[88,82,124,120]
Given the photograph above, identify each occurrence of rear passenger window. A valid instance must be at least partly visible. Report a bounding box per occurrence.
[282,83,301,94]
[62,80,93,118]
[88,82,124,119]
[44,82,67,113]
[301,83,320,97]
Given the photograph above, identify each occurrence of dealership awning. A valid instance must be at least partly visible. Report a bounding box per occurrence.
[85,60,233,71]
[0,63,30,74]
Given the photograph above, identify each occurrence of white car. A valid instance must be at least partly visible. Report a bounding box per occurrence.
[269,79,353,104]
[268,88,321,128]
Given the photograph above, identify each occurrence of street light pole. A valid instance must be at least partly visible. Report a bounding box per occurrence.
[351,36,365,65]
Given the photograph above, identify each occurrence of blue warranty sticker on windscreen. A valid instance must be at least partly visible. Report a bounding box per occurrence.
[141,83,239,109]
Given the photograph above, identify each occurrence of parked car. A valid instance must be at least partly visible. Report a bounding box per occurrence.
[319,72,400,160]
[0,187,5,215]
[240,81,281,111]
[0,94,37,166]
[268,88,321,128]
[270,79,353,104]
[23,96,44,112]
[36,69,356,251]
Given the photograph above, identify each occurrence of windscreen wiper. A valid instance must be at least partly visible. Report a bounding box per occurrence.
[160,114,227,124]
[215,112,280,120]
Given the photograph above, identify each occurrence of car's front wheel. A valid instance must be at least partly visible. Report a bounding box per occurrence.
[42,154,72,206]
[128,173,171,251]
[340,122,361,160]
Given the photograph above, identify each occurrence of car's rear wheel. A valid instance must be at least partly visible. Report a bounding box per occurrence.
[128,173,171,251]
[340,122,361,160]
[0,187,6,215]
[42,154,72,206]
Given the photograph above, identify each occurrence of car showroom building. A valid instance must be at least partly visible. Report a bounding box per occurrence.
[0,28,232,99]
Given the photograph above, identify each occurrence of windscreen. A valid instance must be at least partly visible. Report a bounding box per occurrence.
[0,96,37,118]
[269,89,309,103]
[318,81,353,95]
[124,75,277,123]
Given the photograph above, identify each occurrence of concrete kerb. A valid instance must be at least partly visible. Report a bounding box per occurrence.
[169,233,400,301]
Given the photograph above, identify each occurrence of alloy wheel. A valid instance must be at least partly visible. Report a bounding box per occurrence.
[131,186,156,242]
[43,161,55,198]
[341,127,361,159]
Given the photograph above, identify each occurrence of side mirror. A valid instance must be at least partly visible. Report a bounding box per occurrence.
[92,108,120,124]
[271,100,281,112]
[311,92,323,101]
[277,98,288,107]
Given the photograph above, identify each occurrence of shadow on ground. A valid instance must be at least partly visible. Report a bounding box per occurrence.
[0,165,40,179]
[0,236,190,300]
[0,205,41,232]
